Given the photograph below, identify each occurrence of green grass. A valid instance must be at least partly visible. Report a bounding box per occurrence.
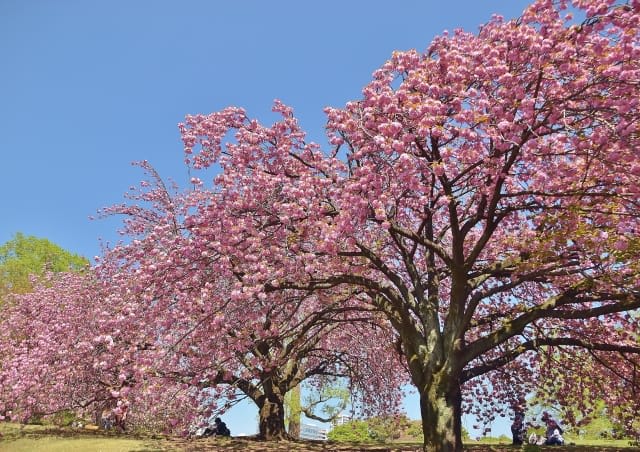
[461,436,637,452]
[465,436,631,448]
[0,423,165,452]
[569,437,635,447]
[0,437,160,452]
[1,422,638,451]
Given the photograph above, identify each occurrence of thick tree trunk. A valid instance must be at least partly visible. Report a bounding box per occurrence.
[419,378,463,452]
[257,394,291,440]
[288,416,301,439]
[286,385,301,439]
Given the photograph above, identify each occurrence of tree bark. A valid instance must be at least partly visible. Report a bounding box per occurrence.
[288,414,301,439]
[286,385,301,439]
[256,393,291,440]
[419,377,463,452]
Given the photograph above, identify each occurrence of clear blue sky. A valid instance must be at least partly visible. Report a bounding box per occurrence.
[1,0,532,438]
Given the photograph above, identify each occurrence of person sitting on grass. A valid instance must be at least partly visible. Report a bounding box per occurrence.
[202,417,231,437]
[542,411,564,446]
[214,417,230,437]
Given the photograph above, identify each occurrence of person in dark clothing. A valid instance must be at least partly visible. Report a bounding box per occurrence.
[199,416,231,438]
[214,417,230,436]
[201,425,215,437]
[511,409,526,445]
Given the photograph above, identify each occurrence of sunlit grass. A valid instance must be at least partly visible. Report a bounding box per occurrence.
[568,437,635,447]
[1,422,638,451]
[0,437,161,452]
[0,423,165,452]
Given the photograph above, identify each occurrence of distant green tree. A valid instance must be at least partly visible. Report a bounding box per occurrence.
[366,415,410,442]
[562,401,614,439]
[286,376,351,439]
[328,420,371,442]
[328,415,463,444]
[406,419,424,439]
[301,378,349,424]
[0,233,88,299]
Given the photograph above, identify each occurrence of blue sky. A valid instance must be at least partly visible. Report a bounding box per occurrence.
[1,0,533,438]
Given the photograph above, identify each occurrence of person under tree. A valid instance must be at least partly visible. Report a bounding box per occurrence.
[510,408,526,445]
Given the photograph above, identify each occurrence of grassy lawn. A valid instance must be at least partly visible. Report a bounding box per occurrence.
[1,423,638,451]
[469,435,633,448]
[569,438,635,447]
[0,437,160,452]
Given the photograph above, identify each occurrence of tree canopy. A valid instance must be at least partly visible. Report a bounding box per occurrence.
[1,1,639,451]
[176,0,640,449]
[0,164,408,438]
[0,232,88,298]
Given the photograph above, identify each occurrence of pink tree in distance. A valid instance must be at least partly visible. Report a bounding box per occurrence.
[0,270,198,433]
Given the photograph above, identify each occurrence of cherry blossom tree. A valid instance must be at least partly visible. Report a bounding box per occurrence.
[1,272,134,428]
[96,161,409,439]
[0,235,88,419]
[0,265,202,433]
[178,1,640,449]
[0,249,405,438]
[0,157,408,439]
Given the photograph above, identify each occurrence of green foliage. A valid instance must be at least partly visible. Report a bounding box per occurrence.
[405,419,423,439]
[48,410,78,427]
[26,414,45,425]
[0,232,88,298]
[366,415,410,442]
[327,420,372,442]
[530,397,635,441]
[328,415,448,444]
[577,408,616,439]
[300,377,350,423]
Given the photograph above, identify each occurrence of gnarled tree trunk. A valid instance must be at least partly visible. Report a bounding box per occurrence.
[403,328,464,452]
[419,376,463,452]
[256,392,290,440]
